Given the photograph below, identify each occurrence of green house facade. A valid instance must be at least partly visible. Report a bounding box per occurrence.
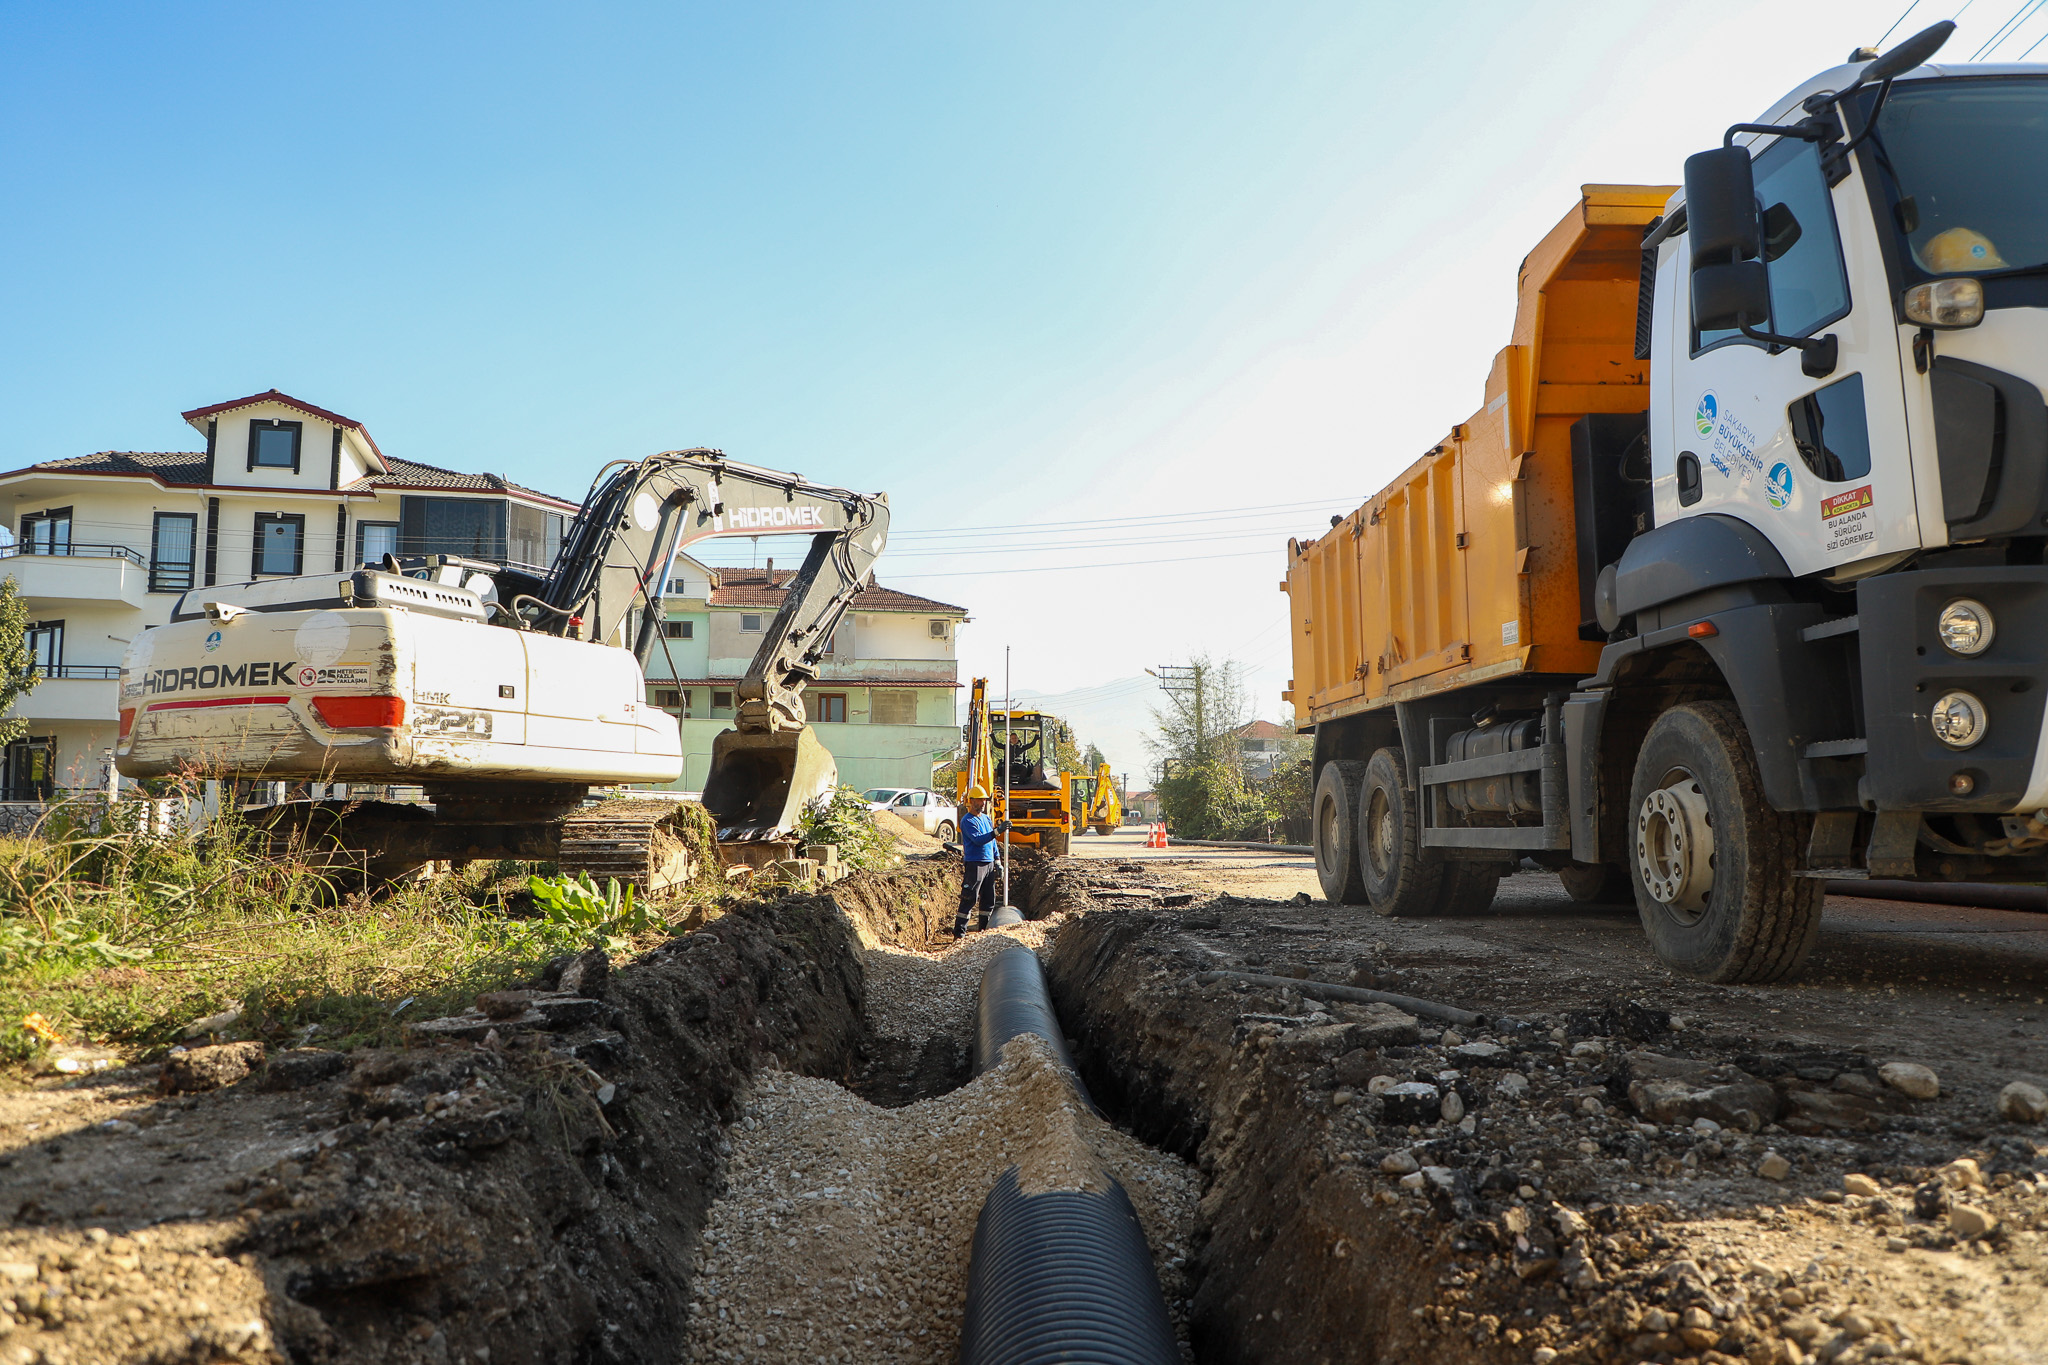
[640,556,968,795]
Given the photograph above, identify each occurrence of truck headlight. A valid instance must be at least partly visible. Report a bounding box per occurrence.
[1930,691,1988,749]
[1936,598,1995,656]
[1903,278,1983,328]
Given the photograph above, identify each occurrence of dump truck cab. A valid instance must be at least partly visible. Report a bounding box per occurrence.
[1288,30,2048,983]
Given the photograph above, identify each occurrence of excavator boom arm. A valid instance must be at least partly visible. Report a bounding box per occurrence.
[537,449,890,735]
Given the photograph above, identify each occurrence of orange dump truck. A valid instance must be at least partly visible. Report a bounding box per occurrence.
[1288,33,2048,982]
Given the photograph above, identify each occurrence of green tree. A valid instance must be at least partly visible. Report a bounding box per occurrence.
[1080,742,1106,773]
[0,579,42,746]
[1146,656,1275,839]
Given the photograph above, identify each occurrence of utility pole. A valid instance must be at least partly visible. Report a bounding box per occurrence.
[1148,662,1208,755]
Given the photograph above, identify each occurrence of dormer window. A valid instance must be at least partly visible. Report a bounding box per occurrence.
[248,419,303,472]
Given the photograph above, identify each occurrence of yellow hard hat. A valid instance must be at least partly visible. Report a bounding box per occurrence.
[1920,227,2007,274]
[965,784,989,799]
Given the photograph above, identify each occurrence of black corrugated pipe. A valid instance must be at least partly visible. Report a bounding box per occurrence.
[957,1167,1181,1365]
[973,944,1093,1109]
[960,944,1180,1365]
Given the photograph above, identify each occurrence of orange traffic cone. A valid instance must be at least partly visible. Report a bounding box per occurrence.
[1147,822,1168,849]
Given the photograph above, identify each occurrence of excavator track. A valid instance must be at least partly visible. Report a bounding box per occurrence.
[557,798,709,894]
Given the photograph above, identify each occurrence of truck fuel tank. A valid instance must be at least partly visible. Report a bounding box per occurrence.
[1442,718,1544,817]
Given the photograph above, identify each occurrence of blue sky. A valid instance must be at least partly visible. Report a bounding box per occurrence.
[3,0,2034,760]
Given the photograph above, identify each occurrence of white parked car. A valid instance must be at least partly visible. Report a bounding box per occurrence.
[862,787,958,841]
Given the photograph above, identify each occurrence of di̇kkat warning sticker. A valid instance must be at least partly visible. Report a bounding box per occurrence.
[1821,484,1875,556]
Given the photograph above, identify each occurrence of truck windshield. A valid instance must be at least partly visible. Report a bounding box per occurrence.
[1862,77,2048,281]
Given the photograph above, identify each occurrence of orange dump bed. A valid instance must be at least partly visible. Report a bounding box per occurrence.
[1283,185,1675,728]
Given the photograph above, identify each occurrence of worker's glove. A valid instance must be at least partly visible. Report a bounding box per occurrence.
[996,819,1012,833]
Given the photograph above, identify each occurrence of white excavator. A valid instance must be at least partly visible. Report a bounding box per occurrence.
[115,449,889,887]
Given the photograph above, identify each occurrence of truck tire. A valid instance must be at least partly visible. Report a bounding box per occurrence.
[937,820,957,843]
[1438,863,1504,916]
[1312,760,1372,905]
[1559,860,1630,906]
[1042,830,1071,857]
[1626,701,1820,982]
[1358,747,1449,916]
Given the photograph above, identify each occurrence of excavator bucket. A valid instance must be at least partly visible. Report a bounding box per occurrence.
[701,726,840,843]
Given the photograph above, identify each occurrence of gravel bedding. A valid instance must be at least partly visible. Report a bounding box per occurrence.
[860,923,1052,1055]
[684,937,1198,1365]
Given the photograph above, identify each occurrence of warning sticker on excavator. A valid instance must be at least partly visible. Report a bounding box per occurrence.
[1821,484,1875,556]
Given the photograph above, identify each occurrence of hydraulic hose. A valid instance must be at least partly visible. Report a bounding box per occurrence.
[957,1167,1181,1365]
[961,945,1180,1365]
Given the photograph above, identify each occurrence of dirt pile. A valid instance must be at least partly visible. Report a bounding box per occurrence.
[0,864,963,1365]
[1041,880,2048,1365]
[685,1033,1199,1364]
[871,810,944,856]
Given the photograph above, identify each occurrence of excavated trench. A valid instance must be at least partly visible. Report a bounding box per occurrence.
[24,853,2033,1364]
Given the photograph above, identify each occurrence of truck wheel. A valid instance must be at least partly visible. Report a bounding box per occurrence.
[937,820,957,843]
[1042,830,1071,857]
[1312,760,1372,904]
[1559,860,1630,906]
[1627,701,1820,982]
[1358,747,1448,916]
[1437,863,1503,916]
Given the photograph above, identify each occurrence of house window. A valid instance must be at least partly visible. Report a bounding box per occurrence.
[19,508,71,555]
[25,621,62,673]
[712,690,734,711]
[806,693,847,723]
[741,614,763,632]
[0,737,54,802]
[357,521,399,567]
[871,689,917,725]
[661,620,693,639]
[247,419,303,472]
[397,496,507,561]
[652,688,683,710]
[254,514,305,576]
[149,512,198,593]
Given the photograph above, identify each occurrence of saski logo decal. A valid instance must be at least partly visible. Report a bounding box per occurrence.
[1767,462,1794,510]
[1695,392,1718,436]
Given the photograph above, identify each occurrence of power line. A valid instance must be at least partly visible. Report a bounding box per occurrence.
[1878,0,1927,46]
[1971,0,2046,57]
[884,547,1278,578]
[883,526,1327,558]
[2018,22,2048,53]
[885,496,1360,538]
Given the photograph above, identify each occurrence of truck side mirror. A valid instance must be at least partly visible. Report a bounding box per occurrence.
[1692,260,1771,333]
[1684,147,1760,269]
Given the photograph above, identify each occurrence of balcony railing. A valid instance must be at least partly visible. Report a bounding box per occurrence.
[38,665,121,680]
[0,542,145,566]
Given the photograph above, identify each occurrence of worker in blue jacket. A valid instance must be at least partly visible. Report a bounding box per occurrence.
[953,784,1000,938]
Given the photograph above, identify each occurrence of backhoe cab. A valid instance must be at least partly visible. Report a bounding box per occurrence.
[955,679,1075,856]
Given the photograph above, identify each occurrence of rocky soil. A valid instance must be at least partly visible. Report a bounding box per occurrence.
[1043,862,2048,1365]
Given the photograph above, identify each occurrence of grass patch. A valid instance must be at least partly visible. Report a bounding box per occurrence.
[0,794,725,1068]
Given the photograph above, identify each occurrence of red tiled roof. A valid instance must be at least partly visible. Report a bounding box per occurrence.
[0,448,573,509]
[708,568,966,614]
[2,450,212,485]
[1234,720,1289,739]
[180,389,387,465]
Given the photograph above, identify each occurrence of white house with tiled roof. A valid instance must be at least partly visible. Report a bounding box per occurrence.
[0,390,576,800]
[644,555,968,793]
